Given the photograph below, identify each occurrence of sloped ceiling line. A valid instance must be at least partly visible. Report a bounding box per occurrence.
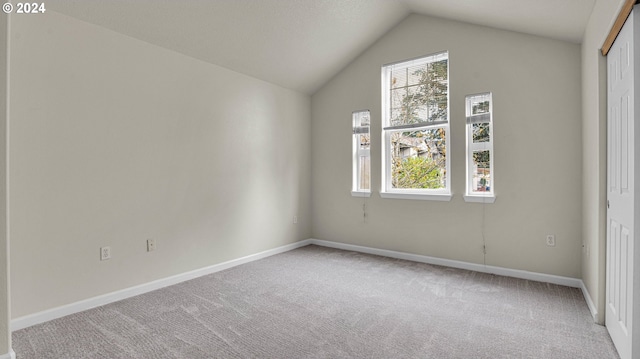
[45,0,596,94]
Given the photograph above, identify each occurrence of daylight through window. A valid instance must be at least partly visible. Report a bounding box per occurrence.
[381,52,450,200]
[352,110,371,196]
[465,93,495,202]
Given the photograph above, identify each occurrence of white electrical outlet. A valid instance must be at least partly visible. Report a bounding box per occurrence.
[100,246,111,261]
[546,234,556,247]
[147,239,156,252]
[293,215,298,224]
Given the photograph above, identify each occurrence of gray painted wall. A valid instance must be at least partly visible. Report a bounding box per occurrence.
[0,11,10,358]
[5,3,618,329]
[9,11,311,318]
[311,14,583,278]
[581,0,627,324]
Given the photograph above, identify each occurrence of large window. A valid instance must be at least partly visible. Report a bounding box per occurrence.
[464,93,495,202]
[381,52,450,200]
[352,110,371,196]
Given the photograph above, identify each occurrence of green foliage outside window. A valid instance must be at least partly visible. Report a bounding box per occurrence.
[386,54,449,191]
[392,156,444,189]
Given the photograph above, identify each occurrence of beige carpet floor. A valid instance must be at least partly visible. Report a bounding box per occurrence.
[12,245,619,358]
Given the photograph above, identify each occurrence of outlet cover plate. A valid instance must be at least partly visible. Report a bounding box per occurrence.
[100,246,111,261]
[147,239,156,252]
[546,235,556,247]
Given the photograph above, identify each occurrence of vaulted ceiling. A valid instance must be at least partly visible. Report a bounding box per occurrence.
[45,0,596,94]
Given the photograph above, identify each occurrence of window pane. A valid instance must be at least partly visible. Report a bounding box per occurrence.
[407,64,425,87]
[353,110,370,193]
[472,100,490,115]
[387,59,448,127]
[361,112,370,127]
[424,59,448,122]
[472,150,491,192]
[359,134,370,150]
[359,156,370,190]
[465,92,493,196]
[354,111,370,127]
[391,129,446,189]
[389,87,432,126]
[472,123,490,143]
[390,68,408,89]
[467,93,490,117]
[428,99,447,123]
[390,88,407,125]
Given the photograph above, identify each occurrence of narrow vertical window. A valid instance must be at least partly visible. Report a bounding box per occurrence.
[352,110,371,196]
[464,93,495,203]
[380,52,451,201]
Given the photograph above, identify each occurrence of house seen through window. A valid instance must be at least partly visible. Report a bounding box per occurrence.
[381,52,450,200]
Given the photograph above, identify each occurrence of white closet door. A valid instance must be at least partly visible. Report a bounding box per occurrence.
[606,5,639,359]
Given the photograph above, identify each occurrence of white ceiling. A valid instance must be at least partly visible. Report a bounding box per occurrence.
[45,0,596,95]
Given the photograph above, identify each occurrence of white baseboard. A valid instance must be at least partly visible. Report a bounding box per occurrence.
[0,350,15,359]
[580,280,599,322]
[11,239,312,331]
[11,237,592,331]
[309,239,583,288]
[309,239,602,323]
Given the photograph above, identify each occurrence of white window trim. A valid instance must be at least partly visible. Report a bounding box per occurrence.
[463,194,496,203]
[380,52,451,200]
[381,191,452,201]
[352,110,371,197]
[464,92,495,203]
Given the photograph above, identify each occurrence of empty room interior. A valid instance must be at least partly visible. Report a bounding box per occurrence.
[0,0,638,358]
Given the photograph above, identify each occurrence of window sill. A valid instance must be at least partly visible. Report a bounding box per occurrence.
[351,191,372,198]
[463,194,496,203]
[380,191,452,201]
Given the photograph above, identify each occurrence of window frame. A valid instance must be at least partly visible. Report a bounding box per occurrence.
[352,110,371,197]
[464,92,496,203]
[380,52,452,201]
